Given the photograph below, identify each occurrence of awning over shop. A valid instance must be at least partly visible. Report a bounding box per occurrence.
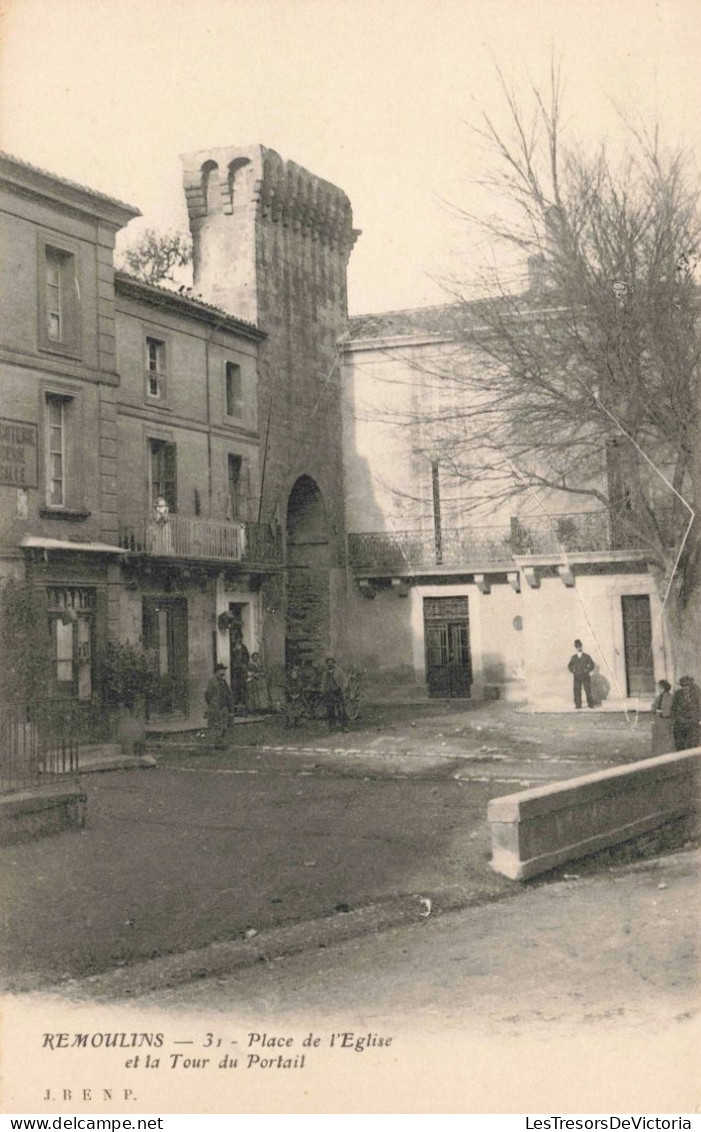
[20,536,128,555]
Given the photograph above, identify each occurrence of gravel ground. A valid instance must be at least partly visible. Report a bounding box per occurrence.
[0,700,669,993]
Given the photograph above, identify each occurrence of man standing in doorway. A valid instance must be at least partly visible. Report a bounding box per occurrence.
[229,631,250,716]
[568,639,595,709]
[205,663,234,748]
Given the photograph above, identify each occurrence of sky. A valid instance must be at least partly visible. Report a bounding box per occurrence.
[1,0,699,314]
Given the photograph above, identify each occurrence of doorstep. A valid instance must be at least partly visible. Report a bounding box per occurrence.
[145,715,201,734]
[78,744,157,773]
[520,699,652,715]
[146,712,277,734]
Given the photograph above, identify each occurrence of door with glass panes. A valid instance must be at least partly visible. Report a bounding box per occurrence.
[423,596,472,698]
[142,597,188,716]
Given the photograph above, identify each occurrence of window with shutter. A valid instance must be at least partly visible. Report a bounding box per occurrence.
[43,392,81,510]
[227,454,251,521]
[46,395,66,506]
[39,242,81,357]
[150,439,177,511]
[145,337,167,400]
[225,362,244,419]
[241,457,251,520]
[228,454,241,519]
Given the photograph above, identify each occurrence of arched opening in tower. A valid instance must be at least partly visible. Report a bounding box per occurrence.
[285,475,330,667]
[201,160,221,215]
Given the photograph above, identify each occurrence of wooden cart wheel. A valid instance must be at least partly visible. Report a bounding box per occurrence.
[344,670,364,721]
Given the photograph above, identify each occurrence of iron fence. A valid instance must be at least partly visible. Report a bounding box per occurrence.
[0,705,39,793]
[1,701,81,794]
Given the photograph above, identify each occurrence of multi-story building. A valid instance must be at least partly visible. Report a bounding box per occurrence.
[0,145,358,727]
[0,153,139,707]
[113,272,271,721]
[342,305,675,710]
[0,153,279,725]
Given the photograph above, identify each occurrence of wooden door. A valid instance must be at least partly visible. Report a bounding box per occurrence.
[143,597,189,715]
[424,597,472,698]
[621,594,654,696]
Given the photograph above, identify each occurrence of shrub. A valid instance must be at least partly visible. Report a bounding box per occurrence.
[0,579,50,704]
[100,640,154,712]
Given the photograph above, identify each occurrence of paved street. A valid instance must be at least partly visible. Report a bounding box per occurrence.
[1,701,670,994]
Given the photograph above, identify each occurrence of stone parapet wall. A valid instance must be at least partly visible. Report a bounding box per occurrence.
[0,786,87,845]
[488,747,701,879]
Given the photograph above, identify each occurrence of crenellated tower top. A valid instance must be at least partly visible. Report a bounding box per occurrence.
[181,144,359,325]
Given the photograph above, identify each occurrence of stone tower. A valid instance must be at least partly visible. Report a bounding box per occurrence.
[182,145,359,667]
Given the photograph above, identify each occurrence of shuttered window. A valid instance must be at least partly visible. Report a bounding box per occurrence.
[39,243,80,356]
[227,453,251,520]
[145,337,167,399]
[225,362,243,419]
[150,439,177,511]
[46,395,66,506]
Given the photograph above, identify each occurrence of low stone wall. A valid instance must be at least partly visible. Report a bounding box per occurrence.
[488,747,701,880]
[0,787,87,846]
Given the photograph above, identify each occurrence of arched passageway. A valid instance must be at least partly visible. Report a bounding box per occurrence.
[285,476,330,666]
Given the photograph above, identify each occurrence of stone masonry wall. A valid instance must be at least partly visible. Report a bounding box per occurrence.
[183,145,359,667]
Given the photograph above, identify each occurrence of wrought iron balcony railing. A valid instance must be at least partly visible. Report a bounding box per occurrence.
[119,515,282,565]
[509,511,613,555]
[347,511,655,572]
[347,526,515,571]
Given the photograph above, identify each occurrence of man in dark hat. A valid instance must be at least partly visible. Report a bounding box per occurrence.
[567,639,595,709]
[671,676,701,750]
[204,663,234,748]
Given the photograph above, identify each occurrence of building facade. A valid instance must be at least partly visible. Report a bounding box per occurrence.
[0,145,675,721]
[0,154,139,709]
[0,146,359,726]
[114,273,271,723]
[0,154,278,725]
[341,306,674,711]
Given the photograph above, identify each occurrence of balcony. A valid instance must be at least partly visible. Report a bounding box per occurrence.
[119,515,282,566]
[348,511,651,574]
[348,526,515,572]
[509,512,614,556]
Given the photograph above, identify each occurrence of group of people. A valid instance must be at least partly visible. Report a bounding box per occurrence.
[284,657,349,732]
[204,636,270,748]
[205,648,349,747]
[208,633,700,753]
[567,638,700,755]
[228,633,270,715]
[651,675,701,755]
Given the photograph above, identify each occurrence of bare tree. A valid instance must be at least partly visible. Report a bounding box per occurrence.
[119,228,192,284]
[390,69,700,669]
